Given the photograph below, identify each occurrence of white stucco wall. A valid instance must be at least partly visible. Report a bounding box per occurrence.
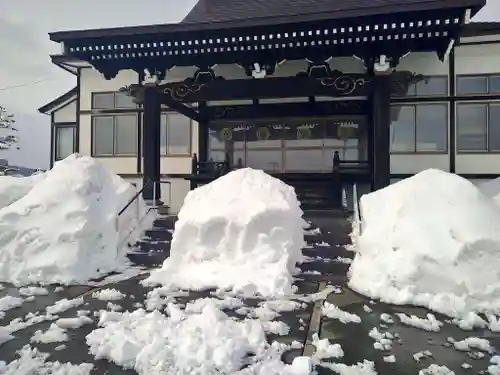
[53,100,77,123]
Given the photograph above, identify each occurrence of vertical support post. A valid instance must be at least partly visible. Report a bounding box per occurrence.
[370,74,391,191]
[142,85,162,202]
[198,102,209,163]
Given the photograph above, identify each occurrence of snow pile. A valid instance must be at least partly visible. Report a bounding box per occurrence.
[349,169,500,317]
[86,302,297,375]
[0,173,45,210]
[145,168,305,298]
[0,154,136,285]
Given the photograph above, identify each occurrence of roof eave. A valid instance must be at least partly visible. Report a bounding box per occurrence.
[49,0,485,42]
[38,87,78,114]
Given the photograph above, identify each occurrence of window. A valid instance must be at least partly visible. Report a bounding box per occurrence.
[54,125,75,161]
[457,75,500,95]
[390,104,448,153]
[397,76,448,97]
[93,115,138,156]
[92,92,136,109]
[456,103,500,152]
[159,113,192,155]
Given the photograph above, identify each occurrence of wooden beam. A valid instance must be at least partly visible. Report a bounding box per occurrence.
[161,95,203,122]
[161,74,372,103]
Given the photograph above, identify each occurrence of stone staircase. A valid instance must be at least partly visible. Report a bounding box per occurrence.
[126,205,175,267]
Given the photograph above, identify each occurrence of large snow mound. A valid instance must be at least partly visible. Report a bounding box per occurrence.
[349,169,500,317]
[145,168,305,297]
[0,154,136,285]
[0,173,46,210]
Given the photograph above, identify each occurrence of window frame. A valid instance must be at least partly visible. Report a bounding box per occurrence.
[92,114,139,157]
[53,123,76,162]
[159,111,193,157]
[390,102,449,155]
[456,74,500,96]
[393,75,449,98]
[91,91,137,110]
[456,100,500,154]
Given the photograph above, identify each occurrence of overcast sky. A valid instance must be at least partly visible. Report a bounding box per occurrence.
[0,0,497,169]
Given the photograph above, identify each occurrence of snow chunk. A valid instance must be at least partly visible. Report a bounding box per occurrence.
[396,313,442,332]
[419,364,455,375]
[0,296,23,319]
[322,302,361,323]
[18,286,48,297]
[46,297,84,315]
[55,316,93,329]
[92,288,126,301]
[30,323,68,344]
[349,169,500,317]
[0,155,136,285]
[145,168,305,298]
[312,333,344,360]
[452,337,493,353]
[320,360,376,375]
[86,302,292,375]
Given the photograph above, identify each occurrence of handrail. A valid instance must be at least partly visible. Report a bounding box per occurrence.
[116,178,173,250]
[118,179,152,217]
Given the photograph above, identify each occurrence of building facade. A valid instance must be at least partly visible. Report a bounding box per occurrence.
[40,1,493,212]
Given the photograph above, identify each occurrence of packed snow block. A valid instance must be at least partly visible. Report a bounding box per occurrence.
[0,154,136,285]
[145,168,306,297]
[349,169,500,317]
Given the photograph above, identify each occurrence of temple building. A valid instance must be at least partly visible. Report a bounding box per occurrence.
[39,0,499,213]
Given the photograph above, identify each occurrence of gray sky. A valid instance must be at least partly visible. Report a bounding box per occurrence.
[0,0,497,169]
[0,0,197,169]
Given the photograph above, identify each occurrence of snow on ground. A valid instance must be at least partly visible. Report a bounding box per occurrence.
[0,345,94,374]
[145,168,306,298]
[86,302,299,375]
[349,169,500,318]
[0,154,137,286]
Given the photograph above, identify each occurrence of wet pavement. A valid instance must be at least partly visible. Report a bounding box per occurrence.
[1,212,499,374]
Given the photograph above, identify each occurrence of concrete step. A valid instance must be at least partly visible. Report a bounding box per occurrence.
[143,229,173,241]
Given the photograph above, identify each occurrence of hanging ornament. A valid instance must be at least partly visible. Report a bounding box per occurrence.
[220,127,232,141]
[297,126,312,140]
[256,126,271,141]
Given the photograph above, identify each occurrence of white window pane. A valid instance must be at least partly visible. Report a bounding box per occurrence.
[246,150,282,172]
[457,76,488,95]
[115,115,137,155]
[93,117,114,155]
[92,93,114,109]
[415,77,448,96]
[390,106,415,152]
[115,92,136,108]
[416,105,448,152]
[457,104,487,151]
[56,127,74,160]
[285,149,324,171]
[160,114,168,155]
[209,124,225,149]
[166,113,191,154]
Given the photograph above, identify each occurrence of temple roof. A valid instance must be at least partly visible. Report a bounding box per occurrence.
[182,0,484,25]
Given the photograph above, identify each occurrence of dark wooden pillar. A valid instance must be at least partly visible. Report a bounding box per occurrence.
[370,74,391,191]
[198,102,209,163]
[142,85,162,202]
